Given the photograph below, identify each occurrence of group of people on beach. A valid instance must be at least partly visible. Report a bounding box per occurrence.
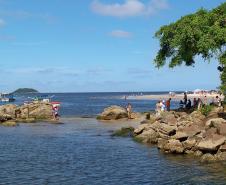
[179,92,223,110]
[155,92,223,116]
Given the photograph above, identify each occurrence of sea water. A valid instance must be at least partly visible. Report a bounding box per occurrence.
[0,93,226,185]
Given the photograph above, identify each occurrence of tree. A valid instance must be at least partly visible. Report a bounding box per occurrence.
[154,3,226,100]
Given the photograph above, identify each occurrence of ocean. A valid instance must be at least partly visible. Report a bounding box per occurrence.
[0,92,226,185]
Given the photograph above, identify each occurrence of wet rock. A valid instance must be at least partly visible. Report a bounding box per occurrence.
[135,129,159,143]
[164,139,184,153]
[157,138,168,149]
[134,124,150,135]
[2,121,18,127]
[197,134,226,152]
[194,150,203,157]
[216,152,226,161]
[98,106,128,120]
[201,153,217,162]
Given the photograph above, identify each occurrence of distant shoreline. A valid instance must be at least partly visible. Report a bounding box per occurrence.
[125,93,224,102]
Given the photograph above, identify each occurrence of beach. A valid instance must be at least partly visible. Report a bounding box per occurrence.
[126,93,224,102]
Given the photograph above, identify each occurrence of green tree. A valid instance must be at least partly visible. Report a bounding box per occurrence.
[154,3,226,100]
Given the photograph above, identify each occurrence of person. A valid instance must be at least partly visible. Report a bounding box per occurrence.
[155,101,161,116]
[179,100,184,109]
[184,92,187,105]
[166,98,171,111]
[186,99,192,109]
[126,103,132,119]
[215,96,222,107]
[193,98,198,108]
[52,105,59,120]
[203,95,208,106]
[197,98,203,110]
[161,100,166,112]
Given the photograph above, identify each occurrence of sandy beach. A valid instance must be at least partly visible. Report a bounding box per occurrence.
[126,93,224,102]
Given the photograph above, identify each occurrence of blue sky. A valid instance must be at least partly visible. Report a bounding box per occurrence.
[0,0,224,92]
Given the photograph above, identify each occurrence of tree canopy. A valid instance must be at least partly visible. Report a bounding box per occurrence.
[154,3,226,95]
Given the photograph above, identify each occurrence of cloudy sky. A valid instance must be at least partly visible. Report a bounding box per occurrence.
[0,0,224,92]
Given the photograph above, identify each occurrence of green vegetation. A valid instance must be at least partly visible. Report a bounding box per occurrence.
[111,127,135,137]
[200,105,214,116]
[13,88,39,94]
[154,3,226,99]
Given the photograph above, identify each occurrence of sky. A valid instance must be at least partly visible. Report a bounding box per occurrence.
[0,0,224,93]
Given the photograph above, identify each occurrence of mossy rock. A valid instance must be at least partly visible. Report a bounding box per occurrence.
[112,127,135,137]
[133,136,144,143]
[2,121,19,127]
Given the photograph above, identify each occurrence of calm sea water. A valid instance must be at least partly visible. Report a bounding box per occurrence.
[0,93,226,185]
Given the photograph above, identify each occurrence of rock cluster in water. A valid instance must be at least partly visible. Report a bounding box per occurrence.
[97,105,142,120]
[134,106,226,162]
[0,103,54,126]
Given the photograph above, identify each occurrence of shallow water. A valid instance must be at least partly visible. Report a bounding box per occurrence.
[0,118,226,185]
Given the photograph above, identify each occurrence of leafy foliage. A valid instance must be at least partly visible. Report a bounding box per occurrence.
[154,3,226,97]
[200,105,213,116]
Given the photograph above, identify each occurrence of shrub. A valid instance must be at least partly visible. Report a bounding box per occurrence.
[200,105,213,116]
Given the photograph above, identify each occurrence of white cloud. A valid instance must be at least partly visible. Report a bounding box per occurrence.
[91,0,169,17]
[0,18,5,27]
[109,30,132,38]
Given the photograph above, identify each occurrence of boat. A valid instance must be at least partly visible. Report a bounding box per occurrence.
[0,93,15,102]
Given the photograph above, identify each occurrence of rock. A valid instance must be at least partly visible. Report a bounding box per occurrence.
[158,124,176,136]
[157,138,168,149]
[130,112,142,119]
[2,121,18,127]
[0,104,17,118]
[134,124,149,134]
[0,114,13,122]
[164,139,184,153]
[112,127,134,137]
[194,150,203,157]
[197,134,226,152]
[190,111,205,121]
[203,128,217,138]
[18,103,53,120]
[135,129,159,143]
[216,152,226,161]
[219,144,226,152]
[205,118,226,127]
[98,106,128,120]
[174,124,202,140]
[201,153,217,162]
[183,137,197,150]
[160,112,177,126]
[217,124,226,136]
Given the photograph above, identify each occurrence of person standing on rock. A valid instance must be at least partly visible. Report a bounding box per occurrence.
[166,98,171,111]
[126,103,132,119]
[155,101,161,116]
[184,92,187,105]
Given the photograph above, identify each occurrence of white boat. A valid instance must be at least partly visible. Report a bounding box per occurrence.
[0,93,15,102]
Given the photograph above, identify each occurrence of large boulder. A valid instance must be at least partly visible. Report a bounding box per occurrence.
[98,106,128,120]
[158,124,176,136]
[18,103,53,120]
[197,134,226,152]
[205,118,226,127]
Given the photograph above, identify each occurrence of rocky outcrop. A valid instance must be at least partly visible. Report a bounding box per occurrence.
[98,106,128,120]
[0,102,54,126]
[133,107,226,162]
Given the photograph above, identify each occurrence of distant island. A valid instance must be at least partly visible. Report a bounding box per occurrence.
[13,88,39,94]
